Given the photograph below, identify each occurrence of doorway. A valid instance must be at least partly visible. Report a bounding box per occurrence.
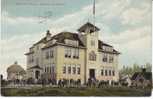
[35,70,40,79]
[89,69,95,79]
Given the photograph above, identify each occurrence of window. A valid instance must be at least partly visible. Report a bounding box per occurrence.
[31,55,34,63]
[52,66,55,73]
[112,70,115,76]
[37,45,39,50]
[45,67,47,72]
[91,40,95,46]
[73,48,79,59]
[36,58,39,65]
[76,49,79,58]
[65,47,71,58]
[101,69,104,76]
[68,66,71,74]
[68,48,71,58]
[89,51,96,61]
[109,70,111,76]
[45,51,49,59]
[77,67,80,74]
[49,50,54,58]
[65,48,68,57]
[109,56,113,63]
[47,67,49,73]
[50,66,52,73]
[29,55,34,63]
[72,66,76,74]
[73,49,76,58]
[105,70,107,76]
[103,54,107,62]
[63,64,66,74]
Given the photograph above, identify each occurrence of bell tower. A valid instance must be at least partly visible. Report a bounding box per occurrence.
[78,22,100,50]
[78,22,100,82]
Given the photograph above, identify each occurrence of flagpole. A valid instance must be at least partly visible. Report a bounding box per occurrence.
[93,0,95,34]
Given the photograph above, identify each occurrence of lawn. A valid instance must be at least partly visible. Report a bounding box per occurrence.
[1,86,152,96]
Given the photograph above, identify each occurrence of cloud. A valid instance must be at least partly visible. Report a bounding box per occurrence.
[1,11,40,25]
[103,26,151,44]
[121,7,151,25]
[98,0,131,20]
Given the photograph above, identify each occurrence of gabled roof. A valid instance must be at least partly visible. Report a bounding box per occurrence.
[78,22,100,32]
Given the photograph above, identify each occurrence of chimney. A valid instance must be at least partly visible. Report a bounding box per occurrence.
[14,61,18,65]
[46,30,51,41]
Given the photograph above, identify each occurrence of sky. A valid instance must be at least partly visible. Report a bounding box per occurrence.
[0,0,152,78]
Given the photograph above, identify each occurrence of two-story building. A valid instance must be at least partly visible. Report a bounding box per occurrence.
[25,22,120,84]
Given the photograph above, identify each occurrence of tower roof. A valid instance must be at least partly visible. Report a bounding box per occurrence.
[77,22,100,32]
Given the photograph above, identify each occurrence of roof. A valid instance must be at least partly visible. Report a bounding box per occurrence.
[25,51,34,55]
[78,22,100,32]
[33,37,47,46]
[98,40,112,49]
[7,62,26,75]
[98,40,120,54]
[26,32,120,54]
[42,32,85,49]
[131,72,152,80]
[27,65,43,70]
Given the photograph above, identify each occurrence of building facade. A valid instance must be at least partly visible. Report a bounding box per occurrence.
[25,22,120,84]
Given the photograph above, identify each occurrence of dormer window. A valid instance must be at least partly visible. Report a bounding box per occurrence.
[102,46,113,52]
[103,54,107,62]
[65,39,78,46]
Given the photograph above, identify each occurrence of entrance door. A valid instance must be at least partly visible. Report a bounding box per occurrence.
[89,69,95,79]
[35,70,40,79]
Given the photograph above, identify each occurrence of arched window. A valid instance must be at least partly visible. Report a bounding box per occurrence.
[89,51,96,61]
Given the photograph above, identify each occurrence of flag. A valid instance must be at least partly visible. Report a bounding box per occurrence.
[93,0,95,15]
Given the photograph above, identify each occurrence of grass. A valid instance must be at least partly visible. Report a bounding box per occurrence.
[1,86,152,96]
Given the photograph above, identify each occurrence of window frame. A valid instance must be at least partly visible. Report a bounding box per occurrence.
[77,66,80,75]
[105,70,107,76]
[68,65,71,74]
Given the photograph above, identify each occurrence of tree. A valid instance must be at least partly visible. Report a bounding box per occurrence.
[119,63,152,77]
[145,63,152,72]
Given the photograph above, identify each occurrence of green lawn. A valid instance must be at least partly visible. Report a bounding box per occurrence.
[1,87,152,96]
